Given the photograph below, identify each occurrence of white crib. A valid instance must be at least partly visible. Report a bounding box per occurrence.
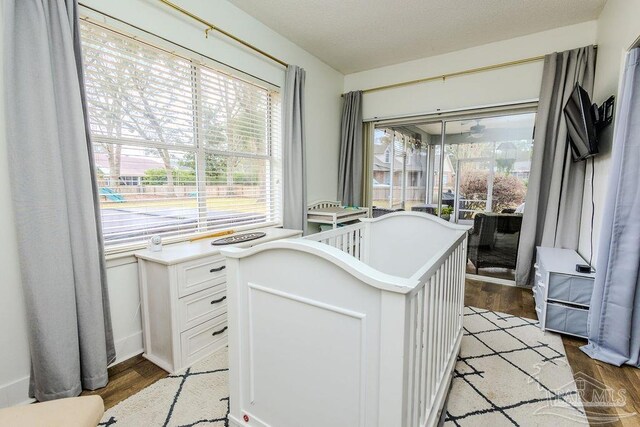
[221,212,469,427]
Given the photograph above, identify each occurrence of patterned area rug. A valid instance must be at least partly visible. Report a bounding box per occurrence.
[100,307,586,426]
[99,349,229,426]
[445,307,587,426]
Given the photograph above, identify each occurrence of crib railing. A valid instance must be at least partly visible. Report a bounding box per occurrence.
[406,236,467,426]
[304,222,367,262]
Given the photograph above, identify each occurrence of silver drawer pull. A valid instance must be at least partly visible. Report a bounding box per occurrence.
[211,326,228,337]
[210,296,227,305]
[210,265,226,273]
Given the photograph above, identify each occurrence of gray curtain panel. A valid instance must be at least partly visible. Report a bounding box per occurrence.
[337,91,363,206]
[282,65,307,233]
[582,48,640,367]
[3,0,115,401]
[515,45,596,286]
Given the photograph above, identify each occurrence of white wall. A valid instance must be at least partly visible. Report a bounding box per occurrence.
[578,0,640,260]
[344,21,598,121]
[0,0,344,407]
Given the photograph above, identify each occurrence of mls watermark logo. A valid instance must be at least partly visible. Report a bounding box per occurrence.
[530,359,636,424]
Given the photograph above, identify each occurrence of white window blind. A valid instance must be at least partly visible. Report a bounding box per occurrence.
[80,21,282,250]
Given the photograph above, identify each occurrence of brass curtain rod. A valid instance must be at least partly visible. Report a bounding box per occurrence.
[157,0,288,68]
[350,45,597,96]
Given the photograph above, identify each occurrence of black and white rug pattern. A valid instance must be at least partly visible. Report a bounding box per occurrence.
[99,349,230,427]
[445,307,587,426]
[100,307,586,426]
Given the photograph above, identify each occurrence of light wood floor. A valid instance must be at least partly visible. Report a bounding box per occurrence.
[85,279,640,426]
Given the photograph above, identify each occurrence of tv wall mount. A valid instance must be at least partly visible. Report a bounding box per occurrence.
[596,95,615,131]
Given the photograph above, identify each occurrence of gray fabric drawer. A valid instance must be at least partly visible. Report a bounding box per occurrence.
[545,303,588,337]
[548,274,594,306]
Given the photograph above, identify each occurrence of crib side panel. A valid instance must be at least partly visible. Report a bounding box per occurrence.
[366,214,465,278]
[403,236,467,427]
[226,247,388,427]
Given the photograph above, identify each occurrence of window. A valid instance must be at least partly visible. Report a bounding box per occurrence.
[81,21,281,250]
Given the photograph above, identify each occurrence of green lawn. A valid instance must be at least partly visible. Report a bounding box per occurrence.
[103,197,266,213]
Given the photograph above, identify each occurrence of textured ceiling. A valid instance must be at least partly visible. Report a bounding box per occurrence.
[228,0,606,74]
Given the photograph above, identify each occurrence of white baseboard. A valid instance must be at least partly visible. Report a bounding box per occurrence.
[0,331,143,409]
[466,273,517,287]
[111,330,144,367]
[0,376,34,409]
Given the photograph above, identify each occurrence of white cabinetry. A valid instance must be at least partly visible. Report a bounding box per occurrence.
[136,228,301,373]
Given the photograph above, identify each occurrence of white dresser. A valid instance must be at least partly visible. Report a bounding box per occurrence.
[135,227,302,373]
[533,247,596,338]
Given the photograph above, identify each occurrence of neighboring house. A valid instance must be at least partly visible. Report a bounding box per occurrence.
[511,160,531,181]
[94,152,165,186]
[373,141,431,187]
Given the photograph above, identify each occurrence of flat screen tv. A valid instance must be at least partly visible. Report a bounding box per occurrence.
[564,84,599,162]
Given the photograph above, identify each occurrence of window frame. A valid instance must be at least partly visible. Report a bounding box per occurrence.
[80,18,283,255]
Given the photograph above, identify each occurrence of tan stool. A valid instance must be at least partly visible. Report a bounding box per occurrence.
[0,395,104,427]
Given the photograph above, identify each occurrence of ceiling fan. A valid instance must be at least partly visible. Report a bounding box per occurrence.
[467,120,485,139]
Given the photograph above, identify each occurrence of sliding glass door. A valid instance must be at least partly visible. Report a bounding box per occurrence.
[372,109,535,282]
[372,126,434,210]
[443,113,535,281]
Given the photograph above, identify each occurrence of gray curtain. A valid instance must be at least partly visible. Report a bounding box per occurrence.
[338,91,363,206]
[582,48,640,367]
[282,65,307,233]
[3,0,115,401]
[516,46,596,286]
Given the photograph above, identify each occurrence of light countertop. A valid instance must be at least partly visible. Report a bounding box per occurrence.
[536,246,596,278]
[135,227,302,265]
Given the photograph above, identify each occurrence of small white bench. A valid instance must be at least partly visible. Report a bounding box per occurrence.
[307,200,370,229]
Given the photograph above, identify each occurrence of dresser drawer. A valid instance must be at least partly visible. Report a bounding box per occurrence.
[178,284,227,331]
[177,256,226,297]
[181,314,228,368]
[548,274,594,306]
[545,302,588,338]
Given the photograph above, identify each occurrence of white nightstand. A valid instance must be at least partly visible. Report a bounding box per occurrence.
[135,227,302,373]
[534,247,596,339]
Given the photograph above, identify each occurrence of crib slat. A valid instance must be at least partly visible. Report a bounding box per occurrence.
[448,255,454,351]
[457,244,463,329]
[412,288,424,427]
[443,258,449,356]
[442,263,448,373]
[437,267,444,380]
[426,274,436,407]
[406,293,417,424]
[442,262,448,377]
[457,245,461,328]
[449,249,455,346]
[419,285,429,424]
[445,258,452,354]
